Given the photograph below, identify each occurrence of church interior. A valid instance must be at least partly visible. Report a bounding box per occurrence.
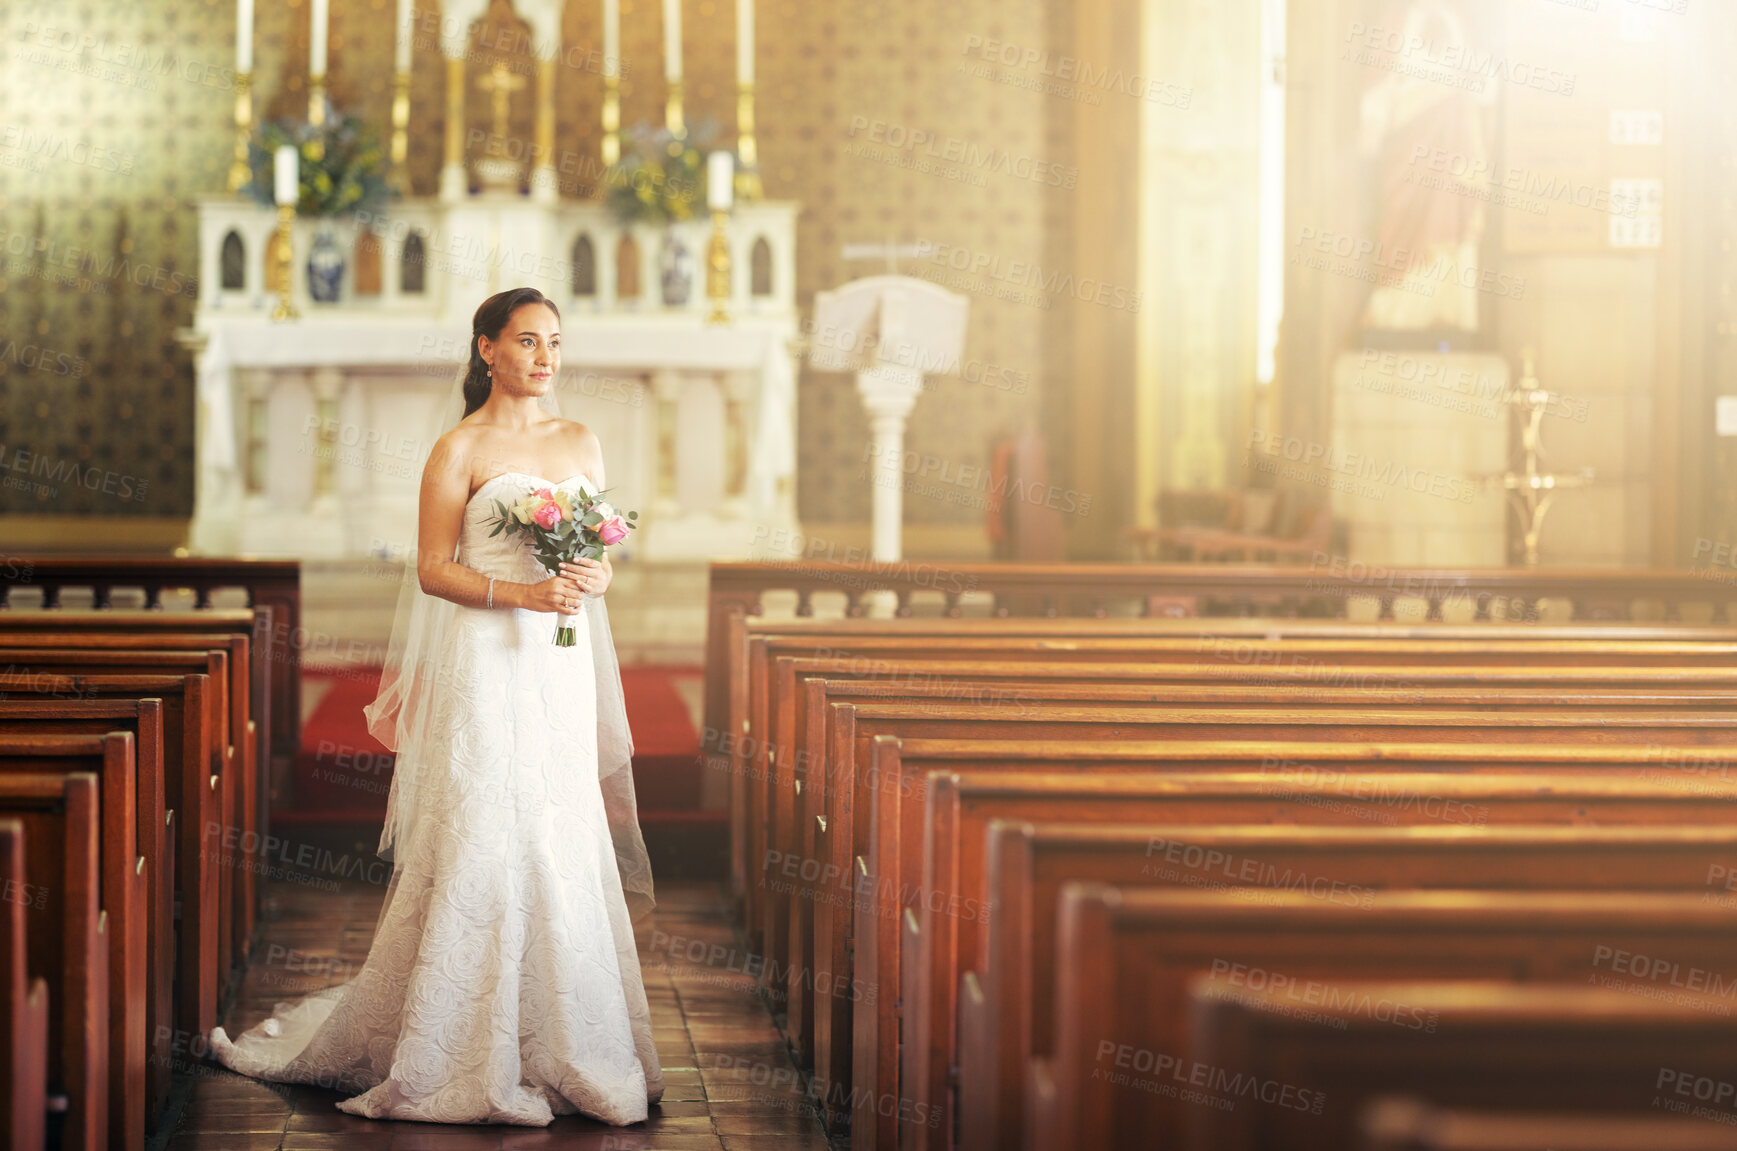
[8,0,1737,1147]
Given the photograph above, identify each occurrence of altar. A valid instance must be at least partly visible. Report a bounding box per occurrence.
[180,0,801,565]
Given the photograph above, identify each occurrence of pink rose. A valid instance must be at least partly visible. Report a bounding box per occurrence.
[596,514,631,545]
[533,487,555,499]
[532,500,563,529]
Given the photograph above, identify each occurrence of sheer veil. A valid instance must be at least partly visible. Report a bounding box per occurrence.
[362,366,656,924]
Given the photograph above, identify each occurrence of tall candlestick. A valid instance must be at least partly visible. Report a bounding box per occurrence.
[310,0,329,77]
[736,0,752,87]
[274,145,299,206]
[236,0,253,73]
[231,0,254,193]
[663,0,682,81]
[603,0,620,78]
[708,151,733,211]
[394,0,412,73]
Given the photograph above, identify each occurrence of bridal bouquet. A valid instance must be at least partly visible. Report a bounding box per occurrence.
[485,484,639,646]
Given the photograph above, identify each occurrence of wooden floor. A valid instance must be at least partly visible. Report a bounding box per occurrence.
[155,877,833,1151]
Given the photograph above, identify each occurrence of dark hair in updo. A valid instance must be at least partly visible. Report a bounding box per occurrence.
[462,287,562,418]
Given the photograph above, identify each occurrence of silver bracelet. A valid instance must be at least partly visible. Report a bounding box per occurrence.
[486,576,495,610]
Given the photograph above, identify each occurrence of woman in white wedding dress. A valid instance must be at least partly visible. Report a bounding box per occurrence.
[209,287,664,1127]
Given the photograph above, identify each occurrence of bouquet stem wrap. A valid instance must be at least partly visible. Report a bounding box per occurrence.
[554,609,581,646]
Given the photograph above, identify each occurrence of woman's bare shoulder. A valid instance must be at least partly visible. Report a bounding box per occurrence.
[430,422,487,471]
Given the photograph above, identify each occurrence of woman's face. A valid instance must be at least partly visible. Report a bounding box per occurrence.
[481,302,560,399]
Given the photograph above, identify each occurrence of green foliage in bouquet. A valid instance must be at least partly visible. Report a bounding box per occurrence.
[244,113,392,219]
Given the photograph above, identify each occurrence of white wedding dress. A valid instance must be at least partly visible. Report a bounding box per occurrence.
[210,472,663,1127]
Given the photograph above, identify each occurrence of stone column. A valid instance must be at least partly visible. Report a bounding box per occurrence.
[855,365,924,562]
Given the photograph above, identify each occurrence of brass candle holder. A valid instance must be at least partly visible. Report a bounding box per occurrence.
[270,204,299,322]
[388,70,411,195]
[706,207,731,325]
[602,74,621,168]
[228,71,253,193]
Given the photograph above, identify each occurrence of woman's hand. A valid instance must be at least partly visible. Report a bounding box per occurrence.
[523,571,587,614]
[561,555,611,598]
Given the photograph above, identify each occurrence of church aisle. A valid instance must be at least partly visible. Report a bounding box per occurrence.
[158,879,834,1151]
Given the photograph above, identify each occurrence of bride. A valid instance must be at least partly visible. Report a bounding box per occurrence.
[209,286,664,1127]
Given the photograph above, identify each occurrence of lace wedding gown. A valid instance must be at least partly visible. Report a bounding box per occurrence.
[210,472,663,1127]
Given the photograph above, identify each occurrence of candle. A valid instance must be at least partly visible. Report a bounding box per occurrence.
[603,0,620,79]
[274,145,299,207]
[236,0,253,74]
[394,0,412,73]
[708,151,733,211]
[310,0,329,77]
[736,0,753,87]
[663,0,681,82]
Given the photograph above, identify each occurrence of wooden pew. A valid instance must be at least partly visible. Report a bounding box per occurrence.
[0,700,173,1121]
[771,660,1737,994]
[0,672,217,1040]
[1036,888,1737,1151]
[0,609,277,870]
[0,772,106,1151]
[0,630,261,969]
[0,557,299,767]
[732,622,1737,914]
[1358,1097,1737,1151]
[0,736,146,1151]
[0,648,236,981]
[778,669,1737,1064]
[949,825,1737,1151]
[748,641,1737,954]
[707,559,1737,759]
[1187,981,1737,1151]
[0,818,50,1151]
[802,698,1737,1122]
[899,768,1737,1151]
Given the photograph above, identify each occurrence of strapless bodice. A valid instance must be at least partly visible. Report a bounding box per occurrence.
[459,471,596,583]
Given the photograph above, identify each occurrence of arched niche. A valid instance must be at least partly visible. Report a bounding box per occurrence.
[353,231,383,296]
[572,234,597,296]
[615,234,640,300]
[220,230,246,291]
[750,236,773,297]
[401,232,427,295]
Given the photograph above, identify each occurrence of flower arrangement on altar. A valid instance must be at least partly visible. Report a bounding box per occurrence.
[606,122,749,226]
[243,113,391,219]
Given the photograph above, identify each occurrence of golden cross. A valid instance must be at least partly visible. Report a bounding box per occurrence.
[476,61,528,138]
